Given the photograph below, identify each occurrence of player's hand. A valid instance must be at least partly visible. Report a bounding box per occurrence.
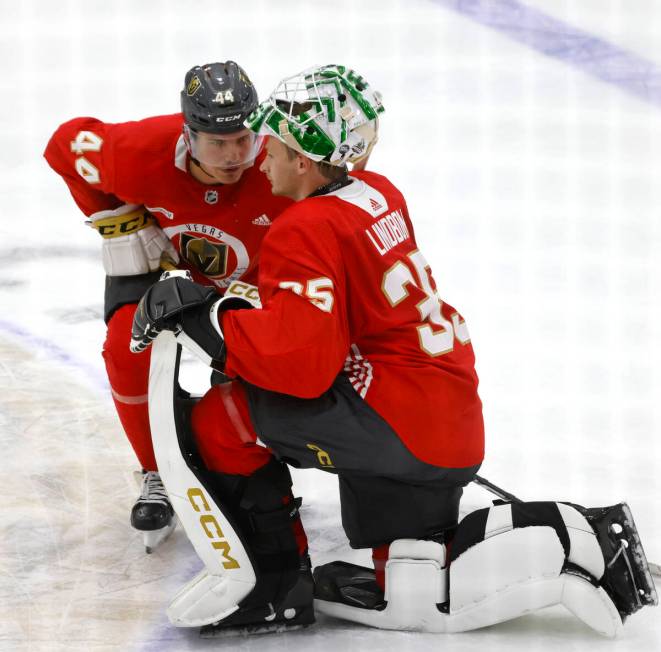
[130,273,254,370]
[130,274,218,354]
[88,204,180,276]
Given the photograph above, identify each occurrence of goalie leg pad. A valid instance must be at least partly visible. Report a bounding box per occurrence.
[448,502,622,636]
[315,502,625,636]
[314,539,448,632]
[180,462,313,634]
[148,332,256,626]
[447,520,622,637]
[149,332,312,629]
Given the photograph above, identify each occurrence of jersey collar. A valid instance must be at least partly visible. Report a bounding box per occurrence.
[174,134,188,172]
[308,176,353,198]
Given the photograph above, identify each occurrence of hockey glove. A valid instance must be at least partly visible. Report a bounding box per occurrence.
[130,272,253,371]
[88,204,180,276]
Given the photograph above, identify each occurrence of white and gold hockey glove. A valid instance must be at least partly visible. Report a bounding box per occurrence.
[87,204,180,276]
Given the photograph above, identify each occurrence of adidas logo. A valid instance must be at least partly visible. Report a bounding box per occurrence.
[369,198,383,212]
[252,214,272,226]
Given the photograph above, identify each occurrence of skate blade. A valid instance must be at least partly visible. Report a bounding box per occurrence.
[199,621,309,638]
[143,517,177,554]
[618,504,658,607]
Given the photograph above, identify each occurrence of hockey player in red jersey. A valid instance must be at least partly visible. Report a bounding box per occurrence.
[44,61,292,552]
[130,65,656,635]
[128,64,482,631]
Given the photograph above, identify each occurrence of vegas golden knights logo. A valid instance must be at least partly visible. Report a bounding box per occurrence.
[186,75,201,96]
[181,234,229,278]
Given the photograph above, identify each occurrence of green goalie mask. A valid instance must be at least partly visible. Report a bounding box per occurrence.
[245,64,384,166]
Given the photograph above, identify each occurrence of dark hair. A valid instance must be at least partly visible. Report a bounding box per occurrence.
[317,160,348,181]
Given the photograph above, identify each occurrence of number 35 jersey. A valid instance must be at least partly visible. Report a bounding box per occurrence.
[221,170,484,468]
[43,114,292,288]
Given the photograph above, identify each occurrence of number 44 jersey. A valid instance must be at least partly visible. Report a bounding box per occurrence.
[44,114,292,289]
[221,170,484,469]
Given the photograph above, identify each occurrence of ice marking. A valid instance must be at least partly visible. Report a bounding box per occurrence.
[0,319,108,392]
[433,0,661,107]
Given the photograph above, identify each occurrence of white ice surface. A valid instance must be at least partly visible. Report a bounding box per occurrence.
[0,0,659,649]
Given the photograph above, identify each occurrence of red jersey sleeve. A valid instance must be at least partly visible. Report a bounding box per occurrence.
[222,210,349,398]
[44,117,123,216]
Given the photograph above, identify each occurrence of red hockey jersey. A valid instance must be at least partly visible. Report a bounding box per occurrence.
[222,171,484,468]
[44,114,292,288]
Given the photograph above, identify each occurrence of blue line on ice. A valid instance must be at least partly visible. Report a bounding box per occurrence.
[433,0,661,106]
[0,318,108,392]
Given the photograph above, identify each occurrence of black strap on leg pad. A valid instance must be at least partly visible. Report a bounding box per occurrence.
[170,380,303,613]
[203,459,303,611]
[449,501,571,563]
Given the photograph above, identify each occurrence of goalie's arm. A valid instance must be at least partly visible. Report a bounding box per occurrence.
[129,274,254,367]
[221,288,349,398]
[220,215,350,398]
[130,271,349,399]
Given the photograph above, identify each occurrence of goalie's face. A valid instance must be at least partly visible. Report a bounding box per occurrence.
[260,137,303,199]
[185,126,263,183]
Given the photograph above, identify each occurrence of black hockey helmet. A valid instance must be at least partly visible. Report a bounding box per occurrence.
[181,61,258,134]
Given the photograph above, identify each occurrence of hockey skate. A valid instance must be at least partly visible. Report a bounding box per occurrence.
[575,502,658,620]
[131,470,176,553]
[313,561,385,611]
[199,554,316,637]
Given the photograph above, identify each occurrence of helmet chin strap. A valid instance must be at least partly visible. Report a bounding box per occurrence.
[188,156,228,184]
[183,125,223,183]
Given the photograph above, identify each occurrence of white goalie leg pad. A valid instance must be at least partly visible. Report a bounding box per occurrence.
[316,505,623,636]
[315,539,449,631]
[562,575,623,637]
[167,568,243,628]
[383,539,448,629]
[448,525,565,630]
[449,510,621,637]
[148,331,256,627]
[556,503,605,579]
[447,524,622,636]
[315,530,571,633]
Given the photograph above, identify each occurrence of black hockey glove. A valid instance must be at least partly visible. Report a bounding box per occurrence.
[130,273,252,371]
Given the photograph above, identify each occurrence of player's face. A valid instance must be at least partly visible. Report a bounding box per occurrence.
[260,137,301,198]
[188,128,262,183]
